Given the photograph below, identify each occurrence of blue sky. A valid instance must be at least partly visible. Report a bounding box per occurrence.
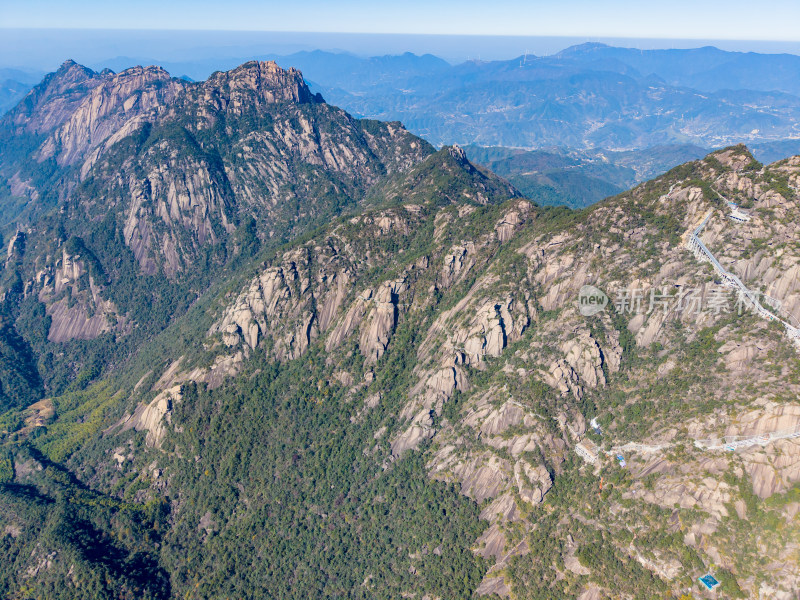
[2,0,799,41]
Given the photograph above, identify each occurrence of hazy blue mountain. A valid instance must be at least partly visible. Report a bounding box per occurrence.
[750,138,800,164]
[259,49,800,151]
[465,143,709,208]
[555,43,800,96]
[0,80,33,115]
[585,143,711,181]
[0,68,44,115]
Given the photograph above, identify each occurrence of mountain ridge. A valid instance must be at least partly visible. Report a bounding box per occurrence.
[0,57,799,600]
[5,142,799,598]
[0,59,517,408]
[262,48,800,151]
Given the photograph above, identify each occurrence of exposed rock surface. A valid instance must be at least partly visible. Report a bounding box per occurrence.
[359,279,406,362]
[38,65,184,167]
[36,248,123,342]
[6,76,800,600]
[3,59,108,136]
[127,385,183,448]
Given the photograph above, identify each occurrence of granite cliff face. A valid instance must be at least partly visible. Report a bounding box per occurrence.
[144,145,800,599]
[2,60,107,137]
[36,247,123,342]
[38,65,184,168]
[2,59,800,600]
[202,60,321,109]
[0,57,438,406]
[62,60,430,282]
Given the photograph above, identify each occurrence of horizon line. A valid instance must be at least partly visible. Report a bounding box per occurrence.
[1,27,799,45]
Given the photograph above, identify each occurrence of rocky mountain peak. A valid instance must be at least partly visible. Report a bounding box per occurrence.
[445,144,472,168]
[55,59,93,77]
[436,145,499,185]
[706,143,757,170]
[36,63,185,166]
[203,60,322,106]
[2,60,108,135]
[116,64,172,80]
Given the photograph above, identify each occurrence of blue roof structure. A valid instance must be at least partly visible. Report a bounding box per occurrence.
[699,574,720,591]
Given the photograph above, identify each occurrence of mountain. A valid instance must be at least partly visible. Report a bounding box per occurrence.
[0,68,44,116]
[175,144,800,600]
[465,144,710,209]
[366,144,518,206]
[464,145,634,209]
[555,42,800,97]
[0,59,453,407]
[0,80,35,117]
[1,60,800,600]
[265,49,800,151]
[750,138,800,164]
[18,46,800,156]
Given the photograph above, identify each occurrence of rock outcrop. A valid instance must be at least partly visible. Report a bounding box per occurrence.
[123,385,183,448]
[359,279,406,362]
[38,65,184,167]
[4,59,108,136]
[36,247,123,343]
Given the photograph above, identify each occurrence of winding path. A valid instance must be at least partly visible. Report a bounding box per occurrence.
[599,425,800,458]
[584,195,800,461]
[686,205,800,342]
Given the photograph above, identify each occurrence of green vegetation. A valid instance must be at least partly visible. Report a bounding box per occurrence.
[4,329,489,599]
[761,170,793,199]
[0,311,43,412]
[0,63,796,600]
[0,446,170,600]
[163,365,488,599]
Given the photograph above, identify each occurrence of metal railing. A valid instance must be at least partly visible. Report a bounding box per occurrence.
[694,428,800,451]
[687,210,800,340]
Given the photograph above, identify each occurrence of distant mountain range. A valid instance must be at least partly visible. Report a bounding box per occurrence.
[1,58,800,598]
[264,45,800,150]
[5,44,800,156]
[464,143,711,209]
[0,68,44,115]
[553,43,800,96]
